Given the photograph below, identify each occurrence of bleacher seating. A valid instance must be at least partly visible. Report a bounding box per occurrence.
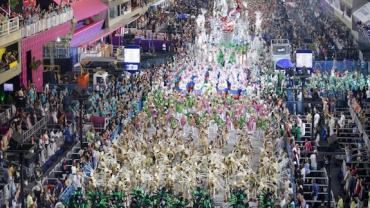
[332,105,370,206]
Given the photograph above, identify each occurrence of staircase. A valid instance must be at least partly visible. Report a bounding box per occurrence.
[335,108,364,149]
[43,141,86,204]
[295,115,335,207]
[337,103,370,206]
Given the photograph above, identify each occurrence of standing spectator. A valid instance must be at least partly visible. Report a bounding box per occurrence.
[350,197,356,208]
[311,180,319,202]
[337,195,344,208]
[310,150,317,170]
[304,139,313,154]
[301,160,310,182]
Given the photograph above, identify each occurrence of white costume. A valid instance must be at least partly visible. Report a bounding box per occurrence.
[314,113,320,129]
[310,153,317,170]
[329,117,336,136]
[338,114,345,129]
[228,123,237,145]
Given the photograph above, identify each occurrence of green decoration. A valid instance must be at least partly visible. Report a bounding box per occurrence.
[217,50,225,67]
[186,94,195,108]
[143,104,151,118]
[30,56,42,71]
[229,51,236,64]
[192,188,213,208]
[170,117,177,129]
[237,116,246,129]
[9,0,20,10]
[229,189,249,208]
[172,195,189,208]
[69,188,88,208]
[256,118,269,132]
[130,187,151,208]
[213,113,225,127]
[151,187,174,208]
[306,72,370,94]
[257,189,275,208]
[175,102,184,113]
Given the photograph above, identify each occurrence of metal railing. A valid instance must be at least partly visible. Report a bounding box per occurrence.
[271,39,290,45]
[349,104,370,155]
[22,116,48,142]
[0,16,20,37]
[80,50,103,59]
[21,9,73,37]
[126,28,167,40]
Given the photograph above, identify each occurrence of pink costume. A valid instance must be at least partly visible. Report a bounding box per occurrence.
[246,117,256,132]
[181,115,187,127]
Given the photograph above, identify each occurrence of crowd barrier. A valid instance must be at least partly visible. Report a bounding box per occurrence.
[41,146,70,173]
[0,17,19,37]
[23,116,48,142]
[21,9,73,37]
[59,185,77,205]
[90,116,110,132]
[285,139,297,205]
[349,104,370,154]
[313,60,368,73]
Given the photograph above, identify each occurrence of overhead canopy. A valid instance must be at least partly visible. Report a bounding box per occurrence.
[353,2,370,25]
[71,20,105,47]
[71,0,108,22]
[276,59,294,69]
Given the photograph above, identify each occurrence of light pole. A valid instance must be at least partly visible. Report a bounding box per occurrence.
[73,90,89,149]
[79,99,83,148]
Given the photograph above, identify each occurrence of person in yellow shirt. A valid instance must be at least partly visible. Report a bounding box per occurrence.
[337,195,344,208]
[350,197,356,208]
[7,164,14,179]
[26,193,34,208]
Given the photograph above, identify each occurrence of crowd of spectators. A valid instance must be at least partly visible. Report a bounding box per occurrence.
[0,54,180,207]
[0,2,22,22]
[16,2,201,205]
[1,0,369,207]
[356,21,370,42]
[0,50,18,72]
[0,81,79,207]
[0,1,71,29]
[131,0,149,9]
[136,0,201,53]
[261,0,358,60]
[286,86,370,207]
[21,3,71,27]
